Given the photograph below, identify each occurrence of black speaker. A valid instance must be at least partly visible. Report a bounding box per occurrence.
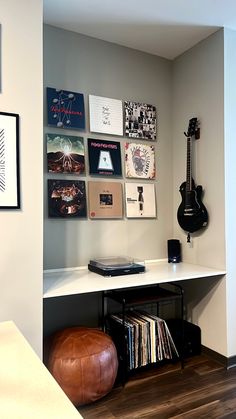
[167,239,181,263]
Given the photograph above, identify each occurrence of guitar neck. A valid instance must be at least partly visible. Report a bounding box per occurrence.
[186,136,192,191]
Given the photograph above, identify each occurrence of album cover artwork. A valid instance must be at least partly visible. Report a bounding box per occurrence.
[125,142,155,179]
[47,87,85,130]
[48,179,87,218]
[88,138,122,176]
[46,134,85,174]
[89,95,123,136]
[88,181,123,219]
[125,182,156,218]
[124,101,157,141]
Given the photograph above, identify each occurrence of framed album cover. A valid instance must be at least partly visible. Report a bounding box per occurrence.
[88,181,123,219]
[125,182,156,218]
[88,138,122,176]
[47,87,85,130]
[48,179,87,218]
[46,133,85,174]
[125,142,155,179]
[124,101,157,141]
[0,112,20,209]
[89,95,123,136]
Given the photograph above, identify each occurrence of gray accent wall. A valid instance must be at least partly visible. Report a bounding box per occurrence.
[172,30,227,355]
[43,25,172,269]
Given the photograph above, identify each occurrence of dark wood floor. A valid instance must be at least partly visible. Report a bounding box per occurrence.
[79,355,236,418]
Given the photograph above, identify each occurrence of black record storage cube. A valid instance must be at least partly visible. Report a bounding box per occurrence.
[102,282,185,384]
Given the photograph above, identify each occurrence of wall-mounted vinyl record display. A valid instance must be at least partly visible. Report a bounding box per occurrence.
[89,95,123,136]
[88,138,122,176]
[124,101,157,141]
[125,182,156,218]
[125,142,155,179]
[88,180,123,219]
[46,133,85,174]
[48,179,87,218]
[47,87,85,130]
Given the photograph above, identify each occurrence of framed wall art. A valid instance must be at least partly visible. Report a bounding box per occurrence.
[125,142,155,179]
[48,179,87,218]
[88,138,122,176]
[46,133,85,174]
[0,112,20,209]
[89,95,123,136]
[125,182,156,218]
[47,87,85,130]
[124,101,157,140]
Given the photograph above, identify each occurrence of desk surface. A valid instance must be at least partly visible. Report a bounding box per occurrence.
[43,260,226,299]
[0,321,82,419]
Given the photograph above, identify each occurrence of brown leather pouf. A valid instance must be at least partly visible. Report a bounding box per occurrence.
[46,327,118,406]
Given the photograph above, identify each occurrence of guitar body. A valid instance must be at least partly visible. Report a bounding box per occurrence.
[177,179,208,233]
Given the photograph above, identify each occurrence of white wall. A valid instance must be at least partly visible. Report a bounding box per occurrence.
[0,0,43,356]
[224,28,236,357]
[172,30,227,355]
[43,26,173,269]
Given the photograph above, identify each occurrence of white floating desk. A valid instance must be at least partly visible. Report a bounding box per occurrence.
[43,260,226,299]
[0,321,83,419]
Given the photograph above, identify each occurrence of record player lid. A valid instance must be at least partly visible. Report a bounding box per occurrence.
[89,256,143,269]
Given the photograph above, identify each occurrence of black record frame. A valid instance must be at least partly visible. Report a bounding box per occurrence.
[0,112,20,209]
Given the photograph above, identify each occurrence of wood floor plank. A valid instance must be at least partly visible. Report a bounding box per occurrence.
[79,355,236,419]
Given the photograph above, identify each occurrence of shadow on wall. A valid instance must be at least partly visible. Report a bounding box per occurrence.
[43,292,102,338]
[179,275,225,323]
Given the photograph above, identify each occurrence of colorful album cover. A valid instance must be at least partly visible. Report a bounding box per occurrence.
[89,95,123,136]
[125,182,156,218]
[124,101,157,141]
[88,181,123,219]
[46,134,85,174]
[88,138,122,176]
[47,87,85,130]
[125,142,155,179]
[48,179,87,218]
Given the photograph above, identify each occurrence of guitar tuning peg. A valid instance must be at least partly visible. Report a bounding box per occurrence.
[195,127,200,140]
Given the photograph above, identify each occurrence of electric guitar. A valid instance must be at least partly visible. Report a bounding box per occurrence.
[177,118,208,234]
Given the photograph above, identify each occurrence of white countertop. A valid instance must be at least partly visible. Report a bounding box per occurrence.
[0,321,83,419]
[43,260,226,299]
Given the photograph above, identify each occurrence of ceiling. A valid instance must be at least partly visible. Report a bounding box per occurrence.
[43,0,236,60]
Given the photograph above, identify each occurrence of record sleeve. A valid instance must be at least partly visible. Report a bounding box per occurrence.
[88,138,122,176]
[47,87,85,130]
[89,95,123,136]
[125,142,155,179]
[46,133,85,174]
[124,101,157,141]
[48,179,87,218]
[88,181,123,219]
[125,182,156,218]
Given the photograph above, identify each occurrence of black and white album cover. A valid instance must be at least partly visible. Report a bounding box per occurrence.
[124,101,157,141]
[125,182,156,218]
[88,138,122,176]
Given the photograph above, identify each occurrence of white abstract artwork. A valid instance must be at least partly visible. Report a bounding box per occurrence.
[89,95,123,136]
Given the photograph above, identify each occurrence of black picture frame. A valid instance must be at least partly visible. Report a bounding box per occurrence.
[0,112,20,209]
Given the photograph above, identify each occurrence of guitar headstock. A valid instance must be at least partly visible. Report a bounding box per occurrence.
[184,117,200,139]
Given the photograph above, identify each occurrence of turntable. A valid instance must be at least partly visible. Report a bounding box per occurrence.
[88,256,145,277]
